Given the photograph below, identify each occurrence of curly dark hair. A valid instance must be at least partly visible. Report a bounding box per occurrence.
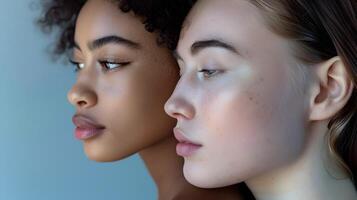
[38,0,196,56]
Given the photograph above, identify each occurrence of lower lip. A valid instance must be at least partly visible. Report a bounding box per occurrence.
[176,142,202,157]
[75,127,104,140]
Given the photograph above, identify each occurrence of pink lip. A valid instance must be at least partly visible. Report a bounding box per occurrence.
[173,128,202,157]
[72,114,105,140]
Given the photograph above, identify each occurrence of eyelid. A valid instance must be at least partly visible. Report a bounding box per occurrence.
[198,69,220,78]
[197,62,226,79]
[98,60,131,71]
[69,59,85,72]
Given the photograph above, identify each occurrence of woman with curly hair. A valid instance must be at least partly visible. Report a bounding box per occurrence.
[165,0,356,199]
[38,0,254,199]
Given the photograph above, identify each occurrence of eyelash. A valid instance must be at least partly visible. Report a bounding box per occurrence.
[99,60,130,71]
[69,60,130,72]
[197,69,221,79]
[69,60,85,72]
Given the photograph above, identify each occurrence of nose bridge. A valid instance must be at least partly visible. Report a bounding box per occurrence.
[78,59,99,82]
[67,64,98,109]
[165,73,197,120]
[175,74,197,100]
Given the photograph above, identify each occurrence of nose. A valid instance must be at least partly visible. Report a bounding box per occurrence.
[67,83,97,109]
[164,88,195,121]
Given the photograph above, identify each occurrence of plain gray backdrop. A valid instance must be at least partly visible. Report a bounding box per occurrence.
[0,1,156,199]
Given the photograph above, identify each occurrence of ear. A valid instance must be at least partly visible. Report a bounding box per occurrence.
[309,56,354,121]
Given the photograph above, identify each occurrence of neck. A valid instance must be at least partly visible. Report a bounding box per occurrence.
[139,135,187,199]
[139,134,250,200]
[246,121,357,200]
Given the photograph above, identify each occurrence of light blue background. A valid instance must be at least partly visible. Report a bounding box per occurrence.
[0,1,156,199]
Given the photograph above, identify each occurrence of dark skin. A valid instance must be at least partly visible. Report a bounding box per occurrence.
[67,0,253,199]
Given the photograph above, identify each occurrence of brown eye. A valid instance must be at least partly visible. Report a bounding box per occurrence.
[99,61,130,71]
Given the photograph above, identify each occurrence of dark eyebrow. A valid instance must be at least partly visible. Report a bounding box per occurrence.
[73,35,141,51]
[89,35,140,50]
[173,39,239,62]
[191,39,239,55]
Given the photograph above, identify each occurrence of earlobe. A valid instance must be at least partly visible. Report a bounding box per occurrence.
[309,56,354,121]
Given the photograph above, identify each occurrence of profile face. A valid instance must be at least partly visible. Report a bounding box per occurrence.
[67,0,178,162]
[165,0,310,188]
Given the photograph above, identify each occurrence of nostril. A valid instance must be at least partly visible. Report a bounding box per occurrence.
[77,100,87,107]
[172,112,181,118]
[164,98,195,120]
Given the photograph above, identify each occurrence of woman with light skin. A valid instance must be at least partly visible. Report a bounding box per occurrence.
[165,0,357,199]
[38,0,254,199]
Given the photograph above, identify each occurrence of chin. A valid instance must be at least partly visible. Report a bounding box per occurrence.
[84,149,115,162]
[86,153,116,162]
[183,161,245,189]
[83,143,133,162]
[182,162,218,188]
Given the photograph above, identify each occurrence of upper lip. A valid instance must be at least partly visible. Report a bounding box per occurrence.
[72,114,105,129]
[173,127,202,146]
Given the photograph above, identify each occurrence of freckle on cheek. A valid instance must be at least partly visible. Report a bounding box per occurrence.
[248,95,259,105]
[246,77,266,105]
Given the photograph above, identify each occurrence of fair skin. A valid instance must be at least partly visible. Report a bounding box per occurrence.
[67,0,250,199]
[165,0,356,199]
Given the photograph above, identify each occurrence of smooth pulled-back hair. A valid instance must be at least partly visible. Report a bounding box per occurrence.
[248,0,357,188]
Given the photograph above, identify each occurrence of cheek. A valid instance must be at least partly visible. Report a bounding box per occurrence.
[195,72,307,184]
[202,84,281,161]
[86,79,144,160]
[202,74,283,142]
[98,65,175,123]
[88,75,171,160]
